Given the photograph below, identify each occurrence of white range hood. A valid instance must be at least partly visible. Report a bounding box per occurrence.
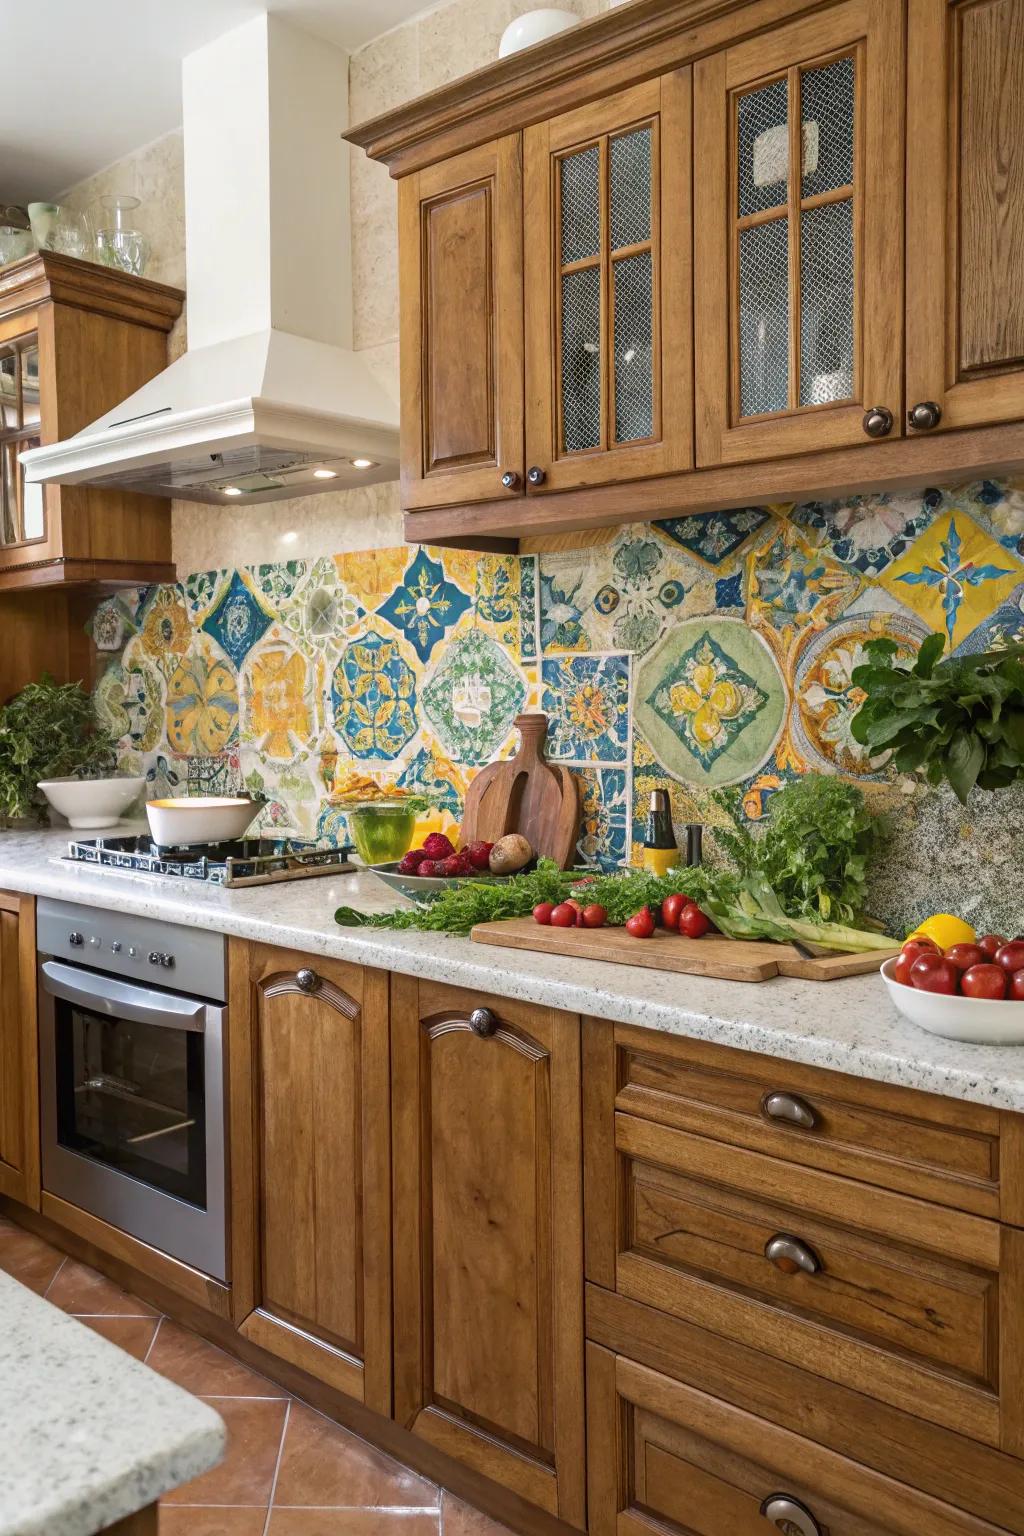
[22,13,399,505]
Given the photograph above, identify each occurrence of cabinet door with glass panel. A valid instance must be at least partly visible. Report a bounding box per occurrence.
[0,331,45,554]
[695,0,904,467]
[523,72,691,494]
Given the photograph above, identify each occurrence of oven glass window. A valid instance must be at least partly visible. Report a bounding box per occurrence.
[54,1003,207,1208]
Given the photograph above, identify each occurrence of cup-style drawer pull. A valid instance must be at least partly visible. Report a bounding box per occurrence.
[469,1007,498,1037]
[760,1493,822,1535]
[765,1233,821,1276]
[763,1092,817,1130]
[296,968,321,994]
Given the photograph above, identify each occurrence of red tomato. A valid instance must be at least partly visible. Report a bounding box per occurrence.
[961,963,1008,1000]
[581,904,607,928]
[945,943,987,972]
[678,905,711,939]
[995,941,1024,973]
[901,936,941,959]
[910,953,959,994]
[625,907,656,939]
[893,951,917,987]
[660,893,689,932]
[978,933,1007,958]
[1009,970,1024,1002]
[532,903,555,925]
[549,903,577,928]
[563,898,583,914]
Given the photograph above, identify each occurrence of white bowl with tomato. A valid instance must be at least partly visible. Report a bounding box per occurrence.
[882,934,1024,1044]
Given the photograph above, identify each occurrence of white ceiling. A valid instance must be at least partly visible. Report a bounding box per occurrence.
[1,0,428,204]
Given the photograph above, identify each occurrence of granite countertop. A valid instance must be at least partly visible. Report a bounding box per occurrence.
[0,1270,223,1536]
[5,824,1024,1112]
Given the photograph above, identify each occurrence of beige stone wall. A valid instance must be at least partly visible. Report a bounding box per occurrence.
[60,0,609,574]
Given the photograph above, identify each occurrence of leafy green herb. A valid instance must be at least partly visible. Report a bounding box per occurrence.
[0,676,118,823]
[711,774,880,924]
[850,634,1024,803]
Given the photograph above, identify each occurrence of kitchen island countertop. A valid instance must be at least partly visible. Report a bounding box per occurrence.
[4,824,1024,1111]
[0,1268,223,1536]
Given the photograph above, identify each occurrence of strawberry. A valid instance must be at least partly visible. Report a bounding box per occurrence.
[466,840,493,870]
[403,848,428,868]
[441,853,470,877]
[417,860,439,877]
[422,832,455,860]
[396,853,424,875]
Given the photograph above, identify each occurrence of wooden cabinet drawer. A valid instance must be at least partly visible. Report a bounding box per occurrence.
[586,1343,1010,1536]
[608,1024,1009,1219]
[609,1113,1022,1450]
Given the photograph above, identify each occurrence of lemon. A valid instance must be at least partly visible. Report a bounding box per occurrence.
[909,914,976,949]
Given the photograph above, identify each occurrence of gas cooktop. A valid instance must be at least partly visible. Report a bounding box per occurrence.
[63,834,355,888]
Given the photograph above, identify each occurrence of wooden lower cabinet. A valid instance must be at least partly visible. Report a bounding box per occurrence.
[229,944,391,1413]
[0,891,38,1209]
[390,976,586,1527]
[586,1343,1009,1536]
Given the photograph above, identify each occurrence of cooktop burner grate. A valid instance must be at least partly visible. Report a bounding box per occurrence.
[64,834,355,888]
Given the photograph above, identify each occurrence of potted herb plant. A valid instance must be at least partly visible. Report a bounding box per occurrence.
[0,677,119,826]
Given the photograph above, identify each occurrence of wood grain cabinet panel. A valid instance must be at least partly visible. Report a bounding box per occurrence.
[0,892,38,1209]
[586,1344,1011,1536]
[907,0,1024,432]
[694,0,904,467]
[391,976,585,1527]
[230,945,391,1412]
[399,137,524,511]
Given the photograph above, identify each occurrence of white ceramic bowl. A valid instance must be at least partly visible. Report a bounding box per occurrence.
[881,956,1024,1045]
[498,8,580,56]
[146,797,260,847]
[38,775,145,830]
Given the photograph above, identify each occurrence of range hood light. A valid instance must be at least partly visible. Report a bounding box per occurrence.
[223,485,243,496]
[313,467,337,479]
[351,458,377,469]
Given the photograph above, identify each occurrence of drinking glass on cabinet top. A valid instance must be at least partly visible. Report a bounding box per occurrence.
[92,194,150,276]
[27,202,92,259]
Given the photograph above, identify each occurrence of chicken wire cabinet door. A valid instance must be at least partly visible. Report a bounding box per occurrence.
[695,0,904,467]
[906,0,1024,434]
[399,137,524,512]
[524,72,692,494]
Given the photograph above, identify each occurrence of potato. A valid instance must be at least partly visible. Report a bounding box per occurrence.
[488,833,533,874]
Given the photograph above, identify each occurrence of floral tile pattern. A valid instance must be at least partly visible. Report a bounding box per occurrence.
[91,487,1024,929]
[541,654,630,764]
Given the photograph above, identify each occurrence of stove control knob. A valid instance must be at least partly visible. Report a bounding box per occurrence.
[110,941,122,954]
[148,951,161,965]
[69,931,83,947]
[128,946,138,959]
[159,953,175,969]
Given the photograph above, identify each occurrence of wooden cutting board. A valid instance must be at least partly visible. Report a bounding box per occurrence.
[470,917,897,983]
[460,713,581,870]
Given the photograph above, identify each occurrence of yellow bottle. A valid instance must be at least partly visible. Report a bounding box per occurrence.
[642,788,679,876]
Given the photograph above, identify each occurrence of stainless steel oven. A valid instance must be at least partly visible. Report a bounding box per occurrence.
[38,897,228,1281]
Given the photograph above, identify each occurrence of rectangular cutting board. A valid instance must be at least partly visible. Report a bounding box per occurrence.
[470,918,897,982]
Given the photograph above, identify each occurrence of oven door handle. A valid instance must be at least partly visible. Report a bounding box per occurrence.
[40,961,208,1033]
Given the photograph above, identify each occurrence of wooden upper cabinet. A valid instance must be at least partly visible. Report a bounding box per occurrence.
[695,0,905,467]
[524,72,692,494]
[906,0,1024,434]
[0,892,38,1210]
[399,137,524,510]
[231,946,391,1413]
[391,976,585,1527]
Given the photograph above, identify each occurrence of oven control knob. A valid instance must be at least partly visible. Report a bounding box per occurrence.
[159,954,175,969]
[128,946,138,959]
[110,941,121,954]
[149,951,161,964]
[69,931,83,946]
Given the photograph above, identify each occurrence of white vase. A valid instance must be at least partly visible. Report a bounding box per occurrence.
[498,8,580,57]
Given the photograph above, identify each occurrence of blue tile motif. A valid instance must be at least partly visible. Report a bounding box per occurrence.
[422,628,526,765]
[576,767,629,870]
[397,745,465,817]
[376,548,472,663]
[655,509,770,566]
[541,654,630,763]
[520,555,538,662]
[894,516,1018,648]
[539,569,587,651]
[330,630,418,759]
[201,570,272,667]
[793,492,937,576]
[647,631,767,770]
[953,583,1024,656]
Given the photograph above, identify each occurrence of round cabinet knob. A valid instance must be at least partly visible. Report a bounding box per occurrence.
[908,399,942,431]
[862,406,894,438]
[765,1233,821,1276]
[500,470,520,490]
[760,1493,822,1536]
[526,466,546,486]
[296,968,320,994]
[468,1007,498,1037]
[762,1091,817,1130]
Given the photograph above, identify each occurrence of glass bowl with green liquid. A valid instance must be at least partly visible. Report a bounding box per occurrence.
[347,803,417,865]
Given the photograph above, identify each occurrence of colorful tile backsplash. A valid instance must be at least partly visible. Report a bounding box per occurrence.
[92,480,1024,933]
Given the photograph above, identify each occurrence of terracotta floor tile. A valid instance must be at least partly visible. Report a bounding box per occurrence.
[148,1319,287,1398]
[80,1314,160,1361]
[441,1496,517,1536]
[0,1215,66,1294]
[45,1256,159,1317]
[268,1513,441,1535]
[163,1398,288,1508]
[273,1403,438,1510]
[159,1509,268,1535]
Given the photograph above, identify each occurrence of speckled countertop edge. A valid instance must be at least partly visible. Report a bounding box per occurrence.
[0,1271,224,1536]
[4,824,1024,1111]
